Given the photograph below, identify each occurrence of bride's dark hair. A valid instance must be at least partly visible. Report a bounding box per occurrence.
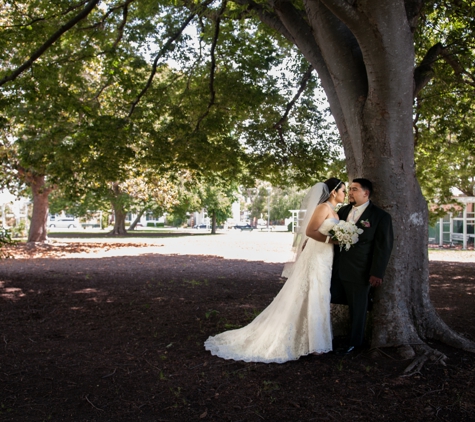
[324,177,343,193]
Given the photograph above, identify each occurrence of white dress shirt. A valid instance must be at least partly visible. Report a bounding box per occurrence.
[347,201,370,223]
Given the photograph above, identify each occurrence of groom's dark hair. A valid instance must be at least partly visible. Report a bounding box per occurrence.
[353,178,373,197]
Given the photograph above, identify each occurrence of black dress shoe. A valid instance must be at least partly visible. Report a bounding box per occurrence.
[335,345,358,356]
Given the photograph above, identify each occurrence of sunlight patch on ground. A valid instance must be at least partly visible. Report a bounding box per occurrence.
[0,286,25,300]
[4,231,475,263]
[73,288,103,294]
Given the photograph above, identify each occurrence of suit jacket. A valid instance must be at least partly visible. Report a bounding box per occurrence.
[334,201,394,285]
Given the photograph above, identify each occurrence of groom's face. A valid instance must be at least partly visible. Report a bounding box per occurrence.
[348,183,369,206]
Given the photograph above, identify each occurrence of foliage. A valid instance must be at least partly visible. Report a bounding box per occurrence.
[268,186,307,221]
[0,1,338,195]
[2,1,473,222]
[0,226,15,258]
[414,2,475,217]
[166,182,202,227]
[198,179,237,226]
[0,1,341,239]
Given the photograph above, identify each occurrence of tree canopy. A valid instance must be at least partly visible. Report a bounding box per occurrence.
[1,0,340,238]
[0,0,338,188]
[414,1,475,218]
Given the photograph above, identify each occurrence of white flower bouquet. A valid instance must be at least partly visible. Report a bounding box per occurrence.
[329,220,364,251]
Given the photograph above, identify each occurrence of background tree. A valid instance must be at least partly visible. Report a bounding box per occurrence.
[245,185,269,224]
[120,171,183,230]
[414,3,475,222]
[1,1,336,240]
[198,179,237,233]
[268,186,307,223]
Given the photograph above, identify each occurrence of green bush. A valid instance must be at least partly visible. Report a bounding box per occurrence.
[10,221,27,238]
[0,226,15,258]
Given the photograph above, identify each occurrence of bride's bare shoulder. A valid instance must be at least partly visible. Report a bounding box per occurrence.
[315,202,332,215]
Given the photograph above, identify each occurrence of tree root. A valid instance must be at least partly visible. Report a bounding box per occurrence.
[397,344,416,360]
[401,344,447,376]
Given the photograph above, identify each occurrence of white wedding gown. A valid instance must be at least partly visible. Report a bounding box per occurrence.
[204,218,338,364]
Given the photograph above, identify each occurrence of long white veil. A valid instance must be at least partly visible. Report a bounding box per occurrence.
[282,182,330,278]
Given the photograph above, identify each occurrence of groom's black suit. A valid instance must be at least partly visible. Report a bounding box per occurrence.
[331,201,394,347]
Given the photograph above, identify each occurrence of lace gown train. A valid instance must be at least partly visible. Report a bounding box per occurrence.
[204,219,337,363]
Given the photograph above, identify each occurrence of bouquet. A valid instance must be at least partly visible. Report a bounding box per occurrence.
[329,220,364,251]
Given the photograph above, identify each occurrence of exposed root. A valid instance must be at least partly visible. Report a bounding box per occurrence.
[423,304,475,352]
[401,345,447,376]
[402,353,428,376]
[397,344,416,360]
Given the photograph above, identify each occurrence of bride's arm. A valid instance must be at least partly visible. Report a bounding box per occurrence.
[305,204,331,243]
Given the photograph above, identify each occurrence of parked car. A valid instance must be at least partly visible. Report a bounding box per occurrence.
[257,224,273,231]
[193,224,209,229]
[234,223,254,231]
[48,215,79,229]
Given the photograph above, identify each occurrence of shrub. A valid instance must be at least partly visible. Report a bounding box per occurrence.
[0,226,15,258]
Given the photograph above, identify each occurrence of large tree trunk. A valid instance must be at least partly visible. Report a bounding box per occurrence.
[111,206,127,235]
[109,182,128,236]
[211,211,217,234]
[256,0,474,354]
[26,174,54,243]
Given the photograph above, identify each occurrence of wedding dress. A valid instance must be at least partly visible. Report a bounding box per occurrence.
[204,217,338,364]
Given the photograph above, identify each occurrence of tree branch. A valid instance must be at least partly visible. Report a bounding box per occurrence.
[4,1,89,29]
[232,0,294,42]
[112,0,136,49]
[319,0,358,24]
[0,0,100,87]
[80,0,137,31]
[274,64,314,131]
[404,0,424,33]
[195,0,228,131]
[413,42,445,98]
[272,65,314,160]
[272,0,357,172]
[128,0,215,117]
[440,49,475,88]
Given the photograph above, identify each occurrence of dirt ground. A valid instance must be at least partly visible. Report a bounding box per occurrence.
[0,231,474,421]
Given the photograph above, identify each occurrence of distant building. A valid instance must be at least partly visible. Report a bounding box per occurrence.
[0,190,30,229]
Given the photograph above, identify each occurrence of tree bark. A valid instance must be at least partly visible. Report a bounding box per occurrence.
[211,211,217,234]
[25,174,54,243]
[109,182,128,236]
[250,0,475,353]
[129,207,146,231]
[110,206,128,235]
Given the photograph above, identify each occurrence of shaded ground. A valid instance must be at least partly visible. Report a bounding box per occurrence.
[0,240,474,421]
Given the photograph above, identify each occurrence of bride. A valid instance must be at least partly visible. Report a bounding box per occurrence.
[204,178,346,363]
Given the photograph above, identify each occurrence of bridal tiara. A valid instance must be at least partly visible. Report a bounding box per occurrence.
[331,180,342,192]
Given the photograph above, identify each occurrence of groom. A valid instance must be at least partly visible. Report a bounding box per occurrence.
[330,178,394,354]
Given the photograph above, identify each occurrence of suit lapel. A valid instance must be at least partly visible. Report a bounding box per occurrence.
[357,201,373,224]
[338,204,352,221]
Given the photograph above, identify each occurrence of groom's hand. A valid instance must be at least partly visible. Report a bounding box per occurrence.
[369,276,382,287]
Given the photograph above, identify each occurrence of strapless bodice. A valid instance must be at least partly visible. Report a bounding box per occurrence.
[318,218,340,236]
